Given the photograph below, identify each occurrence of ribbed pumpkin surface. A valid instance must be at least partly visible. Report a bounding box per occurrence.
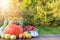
[3,24,23,36]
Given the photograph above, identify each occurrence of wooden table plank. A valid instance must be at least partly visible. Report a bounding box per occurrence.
[1,35,60,40]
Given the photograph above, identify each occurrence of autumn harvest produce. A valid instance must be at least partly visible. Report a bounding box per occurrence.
[24,26,37,31]
[19,32,32,39]
[0,17,23,31]
[0,17,39,39]
[10,35,17,39]
[1,34,17,39]
[0,25,38,39]
[24,32,32,39]
[8,17,23,20]
[4,34,10,39]
[2,24,38,39]
[2,25,38,39]
[0,19,8,31]
[0,32,32,39]
[3,22,24,36]
[1,34,5,39]
[24,26,39,37]
[19,33,24,39]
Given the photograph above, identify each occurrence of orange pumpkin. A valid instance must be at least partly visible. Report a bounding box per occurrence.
[3,23,23,36]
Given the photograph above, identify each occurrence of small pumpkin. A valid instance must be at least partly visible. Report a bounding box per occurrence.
[24,33,32,39]
[19,33,24,39]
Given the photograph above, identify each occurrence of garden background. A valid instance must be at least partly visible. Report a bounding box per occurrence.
[0,0,60,34]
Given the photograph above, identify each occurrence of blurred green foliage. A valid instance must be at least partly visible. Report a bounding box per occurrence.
[21,0,60,27]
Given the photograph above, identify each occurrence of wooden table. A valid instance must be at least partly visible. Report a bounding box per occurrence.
[0,35,60,40]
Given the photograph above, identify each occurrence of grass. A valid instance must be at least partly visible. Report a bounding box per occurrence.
[37,26,60,34]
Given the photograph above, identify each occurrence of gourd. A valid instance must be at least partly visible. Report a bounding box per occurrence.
[0,19,8,31]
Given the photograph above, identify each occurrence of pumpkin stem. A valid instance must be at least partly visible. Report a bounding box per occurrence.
[16,23,20,25]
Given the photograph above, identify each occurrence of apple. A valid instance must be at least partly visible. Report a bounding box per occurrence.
[10,35,16,39]
[27,29,30,31]
[28,27,32,30]
[5,34,10,39]
[25,25,37,31]
[32,27,36,30]
[1,34,5,39]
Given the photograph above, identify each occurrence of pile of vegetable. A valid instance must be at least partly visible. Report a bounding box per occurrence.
[0,17,39,39]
